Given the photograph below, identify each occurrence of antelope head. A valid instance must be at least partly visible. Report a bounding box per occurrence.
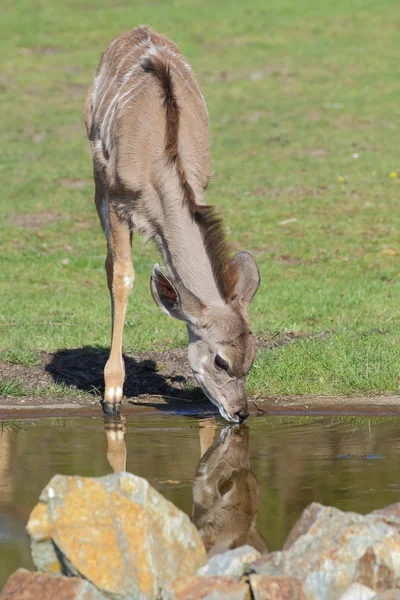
[150,251,260,423]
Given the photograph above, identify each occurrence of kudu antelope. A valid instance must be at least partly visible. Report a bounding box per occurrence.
[85,26,260,423]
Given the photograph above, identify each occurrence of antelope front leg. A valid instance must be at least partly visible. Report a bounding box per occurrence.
[104,415,127,472]
[103,209,134,415]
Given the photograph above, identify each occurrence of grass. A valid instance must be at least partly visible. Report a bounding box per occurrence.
[0,0,399,396]
[0,377,82,399]
[249,330,400,396]
[0,380,25,397]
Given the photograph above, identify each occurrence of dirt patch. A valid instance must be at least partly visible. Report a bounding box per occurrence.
[255,330,332,351]
[0,362,51,392]
[247,185,329,201]
[305,110,323,122]
[71,218,96,232]
[54,121,82,140]
[44,346,197,399]
[66,82,87,98]
[8,212,62,230]
[22,125,47,143]
[252,186,268,197]
[202,64,293,85]
[1,337,398,418]
[306,148,329,158]
[275,253,312,265]
[334,115,374,130]
[241,110,272,124]
[0,347,198,405]
[19,46,64,56]
[0,335,300,406]
[59,178,90,189]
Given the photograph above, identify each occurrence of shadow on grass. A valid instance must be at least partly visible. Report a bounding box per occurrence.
[45,347,209,412]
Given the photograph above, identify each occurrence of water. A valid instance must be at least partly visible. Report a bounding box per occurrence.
[0,414,399,587]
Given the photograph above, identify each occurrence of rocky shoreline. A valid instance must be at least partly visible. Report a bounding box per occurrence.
[1,471,399,600]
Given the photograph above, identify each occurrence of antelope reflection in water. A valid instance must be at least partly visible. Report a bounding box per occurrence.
[103,417,267,555]
[193,423,267,556]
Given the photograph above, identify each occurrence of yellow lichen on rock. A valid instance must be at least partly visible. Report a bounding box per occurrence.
[26,502,52,541]
[53,478,124,594]
[26,473,207,600]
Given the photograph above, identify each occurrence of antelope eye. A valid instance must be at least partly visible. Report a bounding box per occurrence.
[214,354,229,372]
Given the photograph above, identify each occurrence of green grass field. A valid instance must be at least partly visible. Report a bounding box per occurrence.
[0,0,399,397]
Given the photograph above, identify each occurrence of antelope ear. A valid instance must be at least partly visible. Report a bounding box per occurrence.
[150,264,206,323]
[226,251,260,308]
[150,264,185,320]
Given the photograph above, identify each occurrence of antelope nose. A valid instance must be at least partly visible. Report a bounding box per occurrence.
[235,410,249,423]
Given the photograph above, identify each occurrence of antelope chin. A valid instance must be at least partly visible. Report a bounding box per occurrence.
[217,404,239,424]
[198,381,239,424]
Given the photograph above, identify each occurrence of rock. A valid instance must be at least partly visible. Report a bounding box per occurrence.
[338,583,376,600]
[372,592,400,600]
[355,542,396,590]
[370,504,400,534]
[249,503,400,600]
[283,503,329,550]
[284,503,400,551]
[161,575,251,600]
[249,575,305,599]
[26,473,206,600]
[0,568,104,599]
[197,545,261,579]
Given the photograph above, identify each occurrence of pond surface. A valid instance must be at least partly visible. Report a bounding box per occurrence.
[0,414,399,587]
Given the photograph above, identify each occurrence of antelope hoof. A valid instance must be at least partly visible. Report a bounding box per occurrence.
[102,401,121,417]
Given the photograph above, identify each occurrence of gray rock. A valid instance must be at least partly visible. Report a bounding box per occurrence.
[338,583,376,600]
[26,473,207,600]
[197,545,261,579]
[249,503,400,600]
[354,541,396,590]
[0,569,105,599]
[283,502,330,550]
[369,504,400,535]
[371,592,400,600]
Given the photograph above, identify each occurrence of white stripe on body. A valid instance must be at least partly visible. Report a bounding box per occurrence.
[94,48,139,118]
[98,41,157,153]
[93,33,206,155]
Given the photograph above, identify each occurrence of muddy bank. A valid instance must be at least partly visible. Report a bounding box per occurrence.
[0,334,303,399]
[0,395,398,421]
[0,343,399,419]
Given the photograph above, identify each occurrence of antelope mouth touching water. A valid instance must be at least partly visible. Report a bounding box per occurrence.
[85,26,260,423]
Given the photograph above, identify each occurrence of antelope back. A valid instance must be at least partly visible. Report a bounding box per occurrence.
[85,25,210,196]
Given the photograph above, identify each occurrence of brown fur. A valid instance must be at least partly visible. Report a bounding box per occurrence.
[198,207,239,301]
[85,26,260,420]
[142,55,180,164]
[141,49,237,300]
[84,25,237,300]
